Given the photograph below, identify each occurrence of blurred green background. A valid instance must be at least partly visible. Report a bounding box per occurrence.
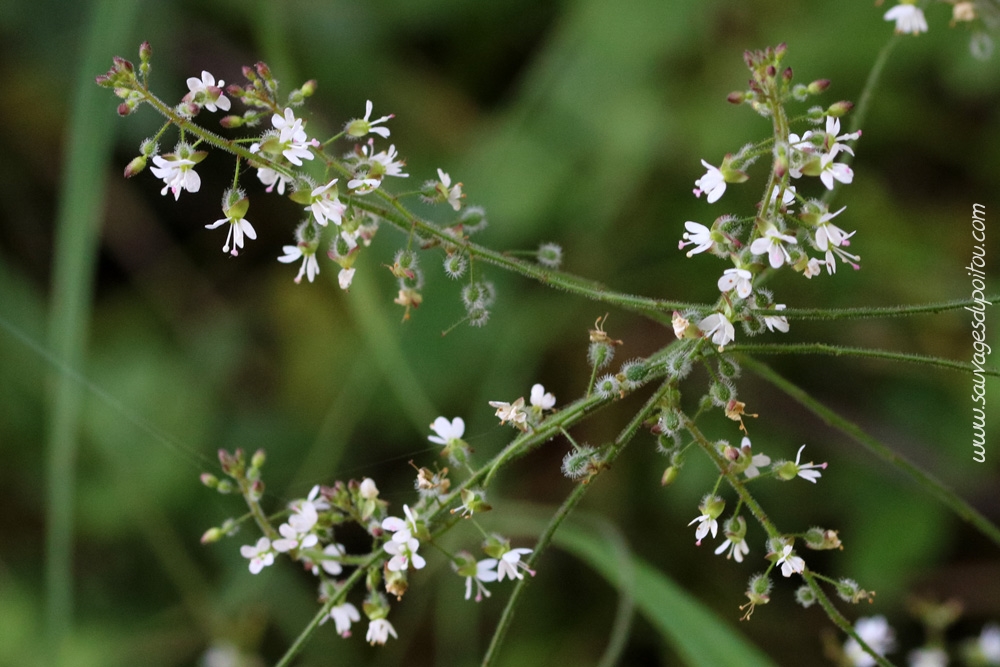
[1,0,998,665]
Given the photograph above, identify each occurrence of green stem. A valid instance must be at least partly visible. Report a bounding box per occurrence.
[778,296,998,320]
[802,571,897,667]
[481,379,672,666]
[742,357,1000,548]
[725,342,998,376]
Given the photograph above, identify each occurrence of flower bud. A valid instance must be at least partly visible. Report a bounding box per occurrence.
[301,79,318,97]
[200,472,219,488]
[117,102,133,116]
[255,61,272,81]
[826,100,854,117]
[807,79,830,95]
[219,115,244,129]
[216,480,234,494]
[727,91,746,105]
[123,155,147,178]
[200,527,224,544]
[660,465,679,486]
[139,41,152,63]
[251,448,266,470]
[782,67,793,83]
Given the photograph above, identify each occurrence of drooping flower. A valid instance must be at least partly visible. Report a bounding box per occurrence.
[761,304,789,333]
[150,148,205,200]
[776,444,827,483]
[239,537,274,574]
[775,544,805,577]
[818,151,854,190]
[328,603,361,638]
[493,548,535,581]
[433,168,464,211]
[382,504,420,543]
[338,267,356,290]
[278,244,320,284]
[318,543,347,576]
[714,516,750,563]
[739,437,771,479]
[884,3,928,35]
[205,195,256,256]
[366,618,398,645]
[458,557,499,602]
[688,495,725,546]
[697,312,735,350]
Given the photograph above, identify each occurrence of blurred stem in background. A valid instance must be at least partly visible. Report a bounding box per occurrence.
[44,0,140,653]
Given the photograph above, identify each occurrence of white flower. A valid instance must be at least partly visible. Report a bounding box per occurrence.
[435,169,464,211]
[328,603,360,638]
[679,221,715,257]
[384,536,426,571]
[256,166,292,195]
[271,108,315,166]
[714,519,750,563]
[697,312,735,350]
[205,210,256,257]
[239,537,274,574]
[461,559,499,602]
[770,184,796,211]
[822,116,861,156]
[428,416,465,446]
[185,70,230,112]
[844,615,897,667]
[319,543,346,576]
[494,548,535,581]
[688,513,718,544]
[740,437,771,479]
[813,206,852,251]
[382,504,419,543]
[370,144,408,178]
[345,100,393,139]
[793,444,827,483]
[338,267,356,290]
[693,159,726,203]
[884,3,928,35]
[750,227,798,269]
[775,544,805,577]
[488,397,528,428]
[762,304,789,333]
[150,154,201,200]
[278,245,320,284]
[976,623,1000,663]
[718,268,753,299]
[804,257,824,278]
[366,618,398,645]
[307,178,346,227]
[529,384,556,410]
[819,150,854,190]
[272,521,319,553]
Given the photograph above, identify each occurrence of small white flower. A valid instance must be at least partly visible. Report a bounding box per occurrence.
[679,221,715,257]
[718,268,753,299]
[328,603,360,638]
[884,3,928,35]
[714,519,750,563]
[775,544,805,577]
[366,618,398,645]
[750,227,798,269]
[185,70,230,112]
[382,505,419,543]
[319,543,346,576]
[804,257,824,278]
[150,154,201,200]
[975,623,1000,663]
[843,615,897,667]
[384,536,426,571]
[495,548,535,581]
[688,513,719,544]
[345,100,393,139]
[428,416,465,446]
[693,159,726,203]
[740,437,771,479]
[529,384,556,410]
[338,267,356,290]
[205,210,257,257]
[271,108,315,166]
[278,245,320,284]
[463,559,499,602]
[792,444,827,483]
[762,304,789,333]
[239,537,274,574]
[907,647,948,667]
[307,178,346,227]
[819,151,854,190]
[435,168,463,211]
[697,312,735,350]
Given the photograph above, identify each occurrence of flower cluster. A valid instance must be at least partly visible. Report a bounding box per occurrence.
[677,46,861,351]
